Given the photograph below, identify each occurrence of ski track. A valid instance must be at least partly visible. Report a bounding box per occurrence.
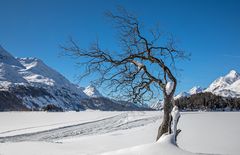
[0,120,84,135]
[0,113,160,143]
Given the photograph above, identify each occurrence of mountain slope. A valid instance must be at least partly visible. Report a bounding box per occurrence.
[0,46,24,68]
[0,46,90,111]
[0,46,149,111]
[204,70,240,98]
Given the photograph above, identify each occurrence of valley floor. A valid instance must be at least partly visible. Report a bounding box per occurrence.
[0,111,239,155]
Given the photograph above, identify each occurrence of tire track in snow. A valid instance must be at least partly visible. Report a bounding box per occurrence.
[0,113,160,143]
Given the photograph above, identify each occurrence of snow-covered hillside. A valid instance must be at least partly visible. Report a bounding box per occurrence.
[0,46,148,111]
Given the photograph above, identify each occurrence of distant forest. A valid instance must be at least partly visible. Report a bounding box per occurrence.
[175,92,240,111]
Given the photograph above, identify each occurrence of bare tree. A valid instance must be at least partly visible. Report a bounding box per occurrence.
[61,7,189,141]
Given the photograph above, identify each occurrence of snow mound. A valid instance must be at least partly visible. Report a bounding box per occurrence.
[101,134,198,155]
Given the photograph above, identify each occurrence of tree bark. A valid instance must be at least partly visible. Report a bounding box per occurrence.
[156,94,173,141]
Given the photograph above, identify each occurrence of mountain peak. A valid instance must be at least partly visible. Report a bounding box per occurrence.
[175,86,204,99]
[226,70,239,78]
[221,70,240,85]
[189,86,203,95]
[174,91,190,99]
[84,85,103,98]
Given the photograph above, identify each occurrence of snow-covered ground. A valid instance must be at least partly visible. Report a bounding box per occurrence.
[0,111,239,155]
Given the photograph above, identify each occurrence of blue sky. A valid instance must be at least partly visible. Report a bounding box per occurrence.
[0,0,240,94]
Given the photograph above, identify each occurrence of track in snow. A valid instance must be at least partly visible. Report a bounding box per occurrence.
[0,113,160,143]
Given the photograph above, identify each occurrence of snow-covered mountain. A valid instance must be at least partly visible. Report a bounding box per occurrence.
[0,46,149,111]
[204,70,240,98]
[189,86,204,94]
[175,86,204,99]
[83,85,103,98]
[174,92,190,99]
[175,70,240,99]
[0,46,90,111]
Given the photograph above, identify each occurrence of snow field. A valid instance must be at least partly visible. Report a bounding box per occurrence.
[0,111,239,155]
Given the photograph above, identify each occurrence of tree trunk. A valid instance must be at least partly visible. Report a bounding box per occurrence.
[156,94,173,141]
[171,105,181,142]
